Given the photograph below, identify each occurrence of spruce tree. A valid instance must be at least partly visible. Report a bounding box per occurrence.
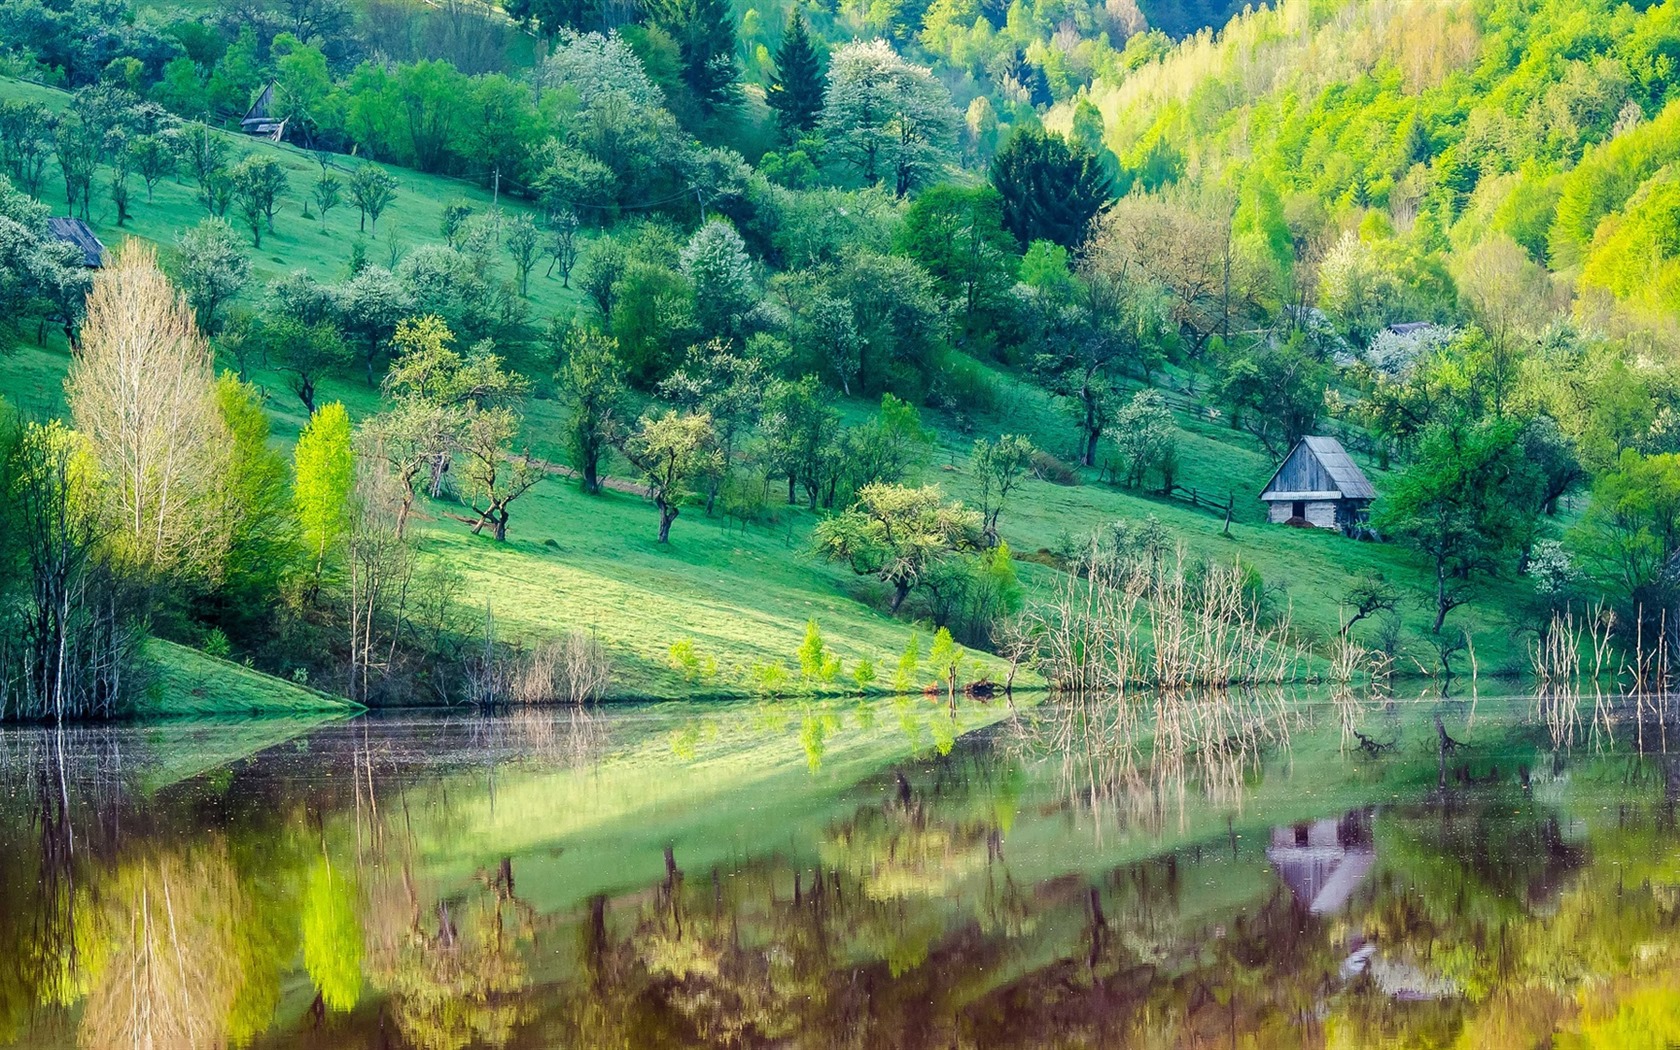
[650,0,739,115]
[767,12,824,137]
[989,128,1112,250]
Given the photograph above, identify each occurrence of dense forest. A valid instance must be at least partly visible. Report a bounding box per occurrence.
[0,0,1677,718]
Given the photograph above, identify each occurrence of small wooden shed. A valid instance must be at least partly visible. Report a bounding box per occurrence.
[1259,436,1375,531]
[241,84,285,138]
[46,217,104,267]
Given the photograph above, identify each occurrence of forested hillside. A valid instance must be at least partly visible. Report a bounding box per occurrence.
[0,0,1674,717]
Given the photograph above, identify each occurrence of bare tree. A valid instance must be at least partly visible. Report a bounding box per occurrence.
[346,436,416,703]
[67,241,230,581]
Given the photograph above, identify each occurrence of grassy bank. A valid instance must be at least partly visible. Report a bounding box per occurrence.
[138,638,364,717]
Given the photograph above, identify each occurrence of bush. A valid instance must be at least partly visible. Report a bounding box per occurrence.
[1029,450,1080,485]
[511,632,613,704]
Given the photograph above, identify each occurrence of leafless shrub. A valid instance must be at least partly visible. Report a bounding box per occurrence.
[1021,539,1299,692]
[510,631,613,705]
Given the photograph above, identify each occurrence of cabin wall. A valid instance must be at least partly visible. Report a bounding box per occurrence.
[1270,446,1341,494]
[1267,500,1341,529]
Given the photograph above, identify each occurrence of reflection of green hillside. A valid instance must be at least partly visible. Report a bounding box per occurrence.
[11,691,1680,1049]
[135,714,354,794]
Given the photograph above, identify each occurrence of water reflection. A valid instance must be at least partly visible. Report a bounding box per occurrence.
[2,691,1680,1047]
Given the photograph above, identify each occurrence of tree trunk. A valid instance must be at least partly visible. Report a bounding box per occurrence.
[889,580,910,613]
[582,454,600,495]
[658,503,677,543]
[1433,561,1449,634]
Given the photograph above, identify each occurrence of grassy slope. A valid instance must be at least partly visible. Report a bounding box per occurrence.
[0,76,587,337]
[0,78,1544,701]
[138,638,364,716]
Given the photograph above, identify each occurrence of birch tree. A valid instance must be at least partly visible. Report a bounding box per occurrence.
[67,241,230,581]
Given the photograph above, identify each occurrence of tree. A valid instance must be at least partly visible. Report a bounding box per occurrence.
[657,337,765,511]
[313,171,342,230]
[814,483,982,612]
[264,316,352,414]
[1091,193,1232,357]
[895,185,1017,336]
[821,40,959,198]
[680,220,757,341]
[505,214,539,297]
[1108,389,1177,492]
[762,375,839,507]
[441,199,475,248]
[349,163,398,234]
[648,0,739,116]
[337,266,414,383]
[1374,418,1541,637]
[972,434,1034,542]
[173,218,251,335]
[377,315,536,539]
[105,126,134,226]
[545,208,581,286]
[0,177,90,348]
[623,410,719,543]
[989,128,1112,250]
[0,99,54,196]
[1032,264,1167,466]
[558,325,625,495]
[181,124,228,213]
[294,402,355,589]
[67,241,230,580]
[1216,335,1329,458]
[228,155,289,245]
[130,132,176,203]
[767,12,824,137]
[1573,449,1680,605]
[457,407,547,542]
[54,113,101,221]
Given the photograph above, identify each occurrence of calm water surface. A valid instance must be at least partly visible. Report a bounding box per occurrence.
[2,690,1678,1048]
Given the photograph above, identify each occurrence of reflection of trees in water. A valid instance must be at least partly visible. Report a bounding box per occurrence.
[76,841,264,1050]
[0,726,131,1036]
[1006,689,1293,837]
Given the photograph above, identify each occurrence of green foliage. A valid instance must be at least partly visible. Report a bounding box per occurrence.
[301,859,363,1014]
[1573,449,1680,602]
[821,40,959,198]
[815,483,983,613]
[893,633,920,692]
[293,402,355,583]
[668,638,719,683]
[989,128,1112,249]
[895,184,1018,338]
[1108,388,1177,492]
[766,12,824,137]
[852,657,877,689]
[1375,417,1542,635]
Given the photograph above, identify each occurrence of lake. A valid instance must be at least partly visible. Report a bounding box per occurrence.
[1,688,1677,1048]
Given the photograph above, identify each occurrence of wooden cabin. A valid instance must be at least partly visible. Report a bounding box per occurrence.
[1259,436,1375,531]
[241,84,285,138]
[1264,811,1375,915]
[46,217,104,267]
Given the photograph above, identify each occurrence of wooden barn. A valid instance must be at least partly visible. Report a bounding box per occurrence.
[46,217,104,267]
[241,84,285,138]
[1259,436,1375,531]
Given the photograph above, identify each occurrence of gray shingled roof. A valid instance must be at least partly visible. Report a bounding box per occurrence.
[1299,436,1376,499]
[46,218,104,268]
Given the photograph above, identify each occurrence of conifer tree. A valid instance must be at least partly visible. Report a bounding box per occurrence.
[650,0,739,115]
[767,12,824,137]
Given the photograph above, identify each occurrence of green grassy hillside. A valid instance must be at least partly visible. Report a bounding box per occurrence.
[0,76,587,333]
[0,68,1549,706]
